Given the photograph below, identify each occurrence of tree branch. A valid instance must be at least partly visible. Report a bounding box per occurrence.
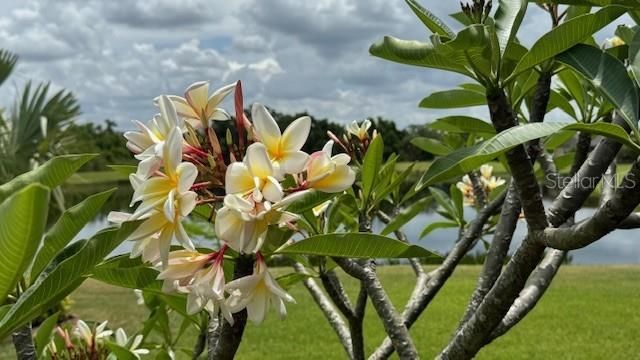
[369,191,506,360]
[12,324,36,360]
[333,258,418,359]
[293,262,353,359]
[210,255,254,360]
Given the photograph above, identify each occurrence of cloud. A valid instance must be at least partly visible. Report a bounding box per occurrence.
[0,0,633,131]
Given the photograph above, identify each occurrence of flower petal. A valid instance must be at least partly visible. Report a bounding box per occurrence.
[251,103,281,152]
[176,162,198,192]
[245,142,274,179]
[225,162,254,195]
[281,116,311,153]
[311,165,355,193]
[279,151,309,174]
[262,176,284,203]
[185,81,209,110]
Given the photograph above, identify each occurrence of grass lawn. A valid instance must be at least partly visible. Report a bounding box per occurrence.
[2,265,638,359]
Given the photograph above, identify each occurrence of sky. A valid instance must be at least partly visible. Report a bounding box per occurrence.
[0,0,631,130]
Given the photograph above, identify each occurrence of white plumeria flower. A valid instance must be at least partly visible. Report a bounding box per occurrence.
[346,119,371,141]
[304,141,356,193]
[225,256,295,324]
[109,328,149,360]
[225,142,284,203]
[478,164,505,191]
[479,164,493,179]
[157,250,213,291]
[251,103,311,175]
[163,81,235,128]
[125,96,185,179]
[129,127,197,221]
[215,194,299,254]
[456,175,475,206]
[75,320,112,349]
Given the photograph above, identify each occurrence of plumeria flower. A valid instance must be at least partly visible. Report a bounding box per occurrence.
[605,36,625,48]
[251,103,311,175]
[225,255,295,324]
[129,127,197,221]
[225,142,284,203]
[125,96,184,178]
[163,81,235,128]
[74,320,112,349]
[479,164,505,192]
[108,328,150,360]
[215,194,299,254]
[304,140,356,193]
[346,119,372,141]
[456,175,475,206]
[157,250,213,291]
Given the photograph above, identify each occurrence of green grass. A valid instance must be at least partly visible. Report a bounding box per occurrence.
[2,266,638,359]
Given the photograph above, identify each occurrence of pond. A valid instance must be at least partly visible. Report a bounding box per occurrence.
[68,183,639,265]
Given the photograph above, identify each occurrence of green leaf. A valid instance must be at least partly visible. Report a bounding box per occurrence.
[34,312,59,357]
[418,121,640,187]
[434,25,496,80]
[411,137,452,156]
[369,36,473,77]
[362,135,384,203]
[420,221,460,239]
[544,130,576,150]
[419,89,487,108]
[547,90,577,118]
[327,194,359,233]
[529,0,640,6]
[0,154,96,203]
[429,187,459,222]
[556,44,639,132]
[105,342,138,360]
[30,189,116,280]
[276,233,439,259]
[0,184,50,303]
[285,191,336,214]
[494,0,528,56]
[507,6,626,81]
[428,116,496,135]
[450,183,464,222]
[0,221,140,338]
[381,196,433,236]
[628,29,640,88]
[107,164,136,177]
[404,0,454,37]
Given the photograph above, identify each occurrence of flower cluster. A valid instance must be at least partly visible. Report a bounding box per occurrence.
[456,164,505,206]
[111,81,356,325]
[46,320,149,360]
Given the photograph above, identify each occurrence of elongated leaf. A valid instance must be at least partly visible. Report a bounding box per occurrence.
[276,233,439,258]
[105,343,138,360]
[381,196,433,236]
[429,116,496,135]
[547,90,577,118]
[508,6,626,81]
[628,29,640,88]
[107,165,136,177]
[419,89,486,108]
[544,130,576,150]
[420,221,460,239]
[0,184,50,303]
[495,0,528,56]
[370,36,473,77]
[411,137,452,156]
[529,0,640,6]
[0,154,96,203]
[405,0,454,37]
[0,221,140,338]
[557,44,639,131]
[286,190,336,214]
[34,312,59,357]
[30,189,116,279]
[276,272,312,290]
[418,121,640,187]
[429,187,459,221]
[362,135,384,203]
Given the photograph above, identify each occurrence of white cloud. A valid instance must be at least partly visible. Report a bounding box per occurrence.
[0,0,633,131]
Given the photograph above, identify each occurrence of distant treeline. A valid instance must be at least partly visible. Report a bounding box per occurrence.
[63,109,438,171]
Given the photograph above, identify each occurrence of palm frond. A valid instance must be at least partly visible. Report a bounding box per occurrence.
[0,50,18,87]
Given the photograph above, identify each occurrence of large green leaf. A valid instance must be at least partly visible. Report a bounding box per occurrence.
[529,0,640,6]
[276,233,439,258]
[0,154,96,203]
[404,0,454,37]
[34,312,59,358]
[495,0,528,56]
[0,184,50,303]
[0,221,140,338]
[381,196,433,236]
[429,116,496,136]
[418,121,639,187]
[628,29,640,88]
[507,6,626,81]
[434,25,496,80]
[556,44,639,131]
[285,190,336,214]
[361,135,384,203]
[30,189,116,280]
[411,137,452,156]
[419,89,486,108]
[369,36,473,77]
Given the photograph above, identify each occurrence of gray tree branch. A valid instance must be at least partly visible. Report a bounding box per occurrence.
[12,324,36,360]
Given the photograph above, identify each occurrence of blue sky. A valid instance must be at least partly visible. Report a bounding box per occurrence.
[0,1,630,129]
